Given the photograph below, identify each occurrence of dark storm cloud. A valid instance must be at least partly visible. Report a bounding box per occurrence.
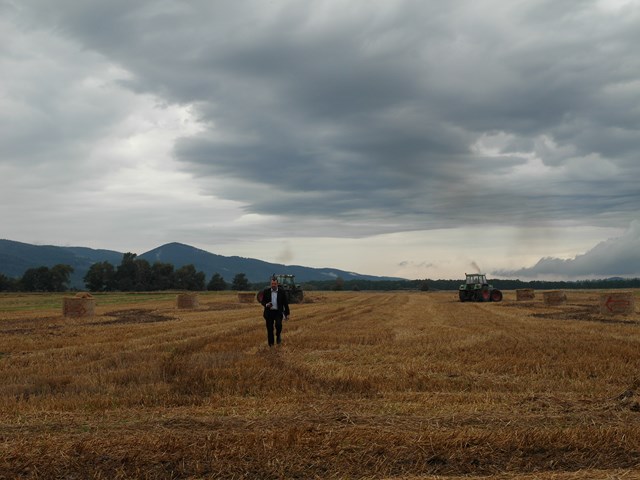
[11,0,640,233]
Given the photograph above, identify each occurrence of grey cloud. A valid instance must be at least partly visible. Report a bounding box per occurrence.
[398,260,435,269]
[11,0,640,236]
[0,6,137,173]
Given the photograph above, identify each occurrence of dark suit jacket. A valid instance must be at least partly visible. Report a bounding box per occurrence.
[260,288,290,318]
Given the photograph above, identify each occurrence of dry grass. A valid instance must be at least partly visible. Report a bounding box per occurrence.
[0,290,639,479]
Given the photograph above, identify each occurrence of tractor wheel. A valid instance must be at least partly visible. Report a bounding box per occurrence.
[289,288,304,303]
[478,290,490,302]
[459,291,467,302]
[287,290,304,304]
[490,290,503,302]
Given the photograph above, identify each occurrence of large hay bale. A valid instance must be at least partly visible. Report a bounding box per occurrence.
[543,290,567,306]
[63,296,95,318]
[176,293,199,309]
[516,289,535,301]
[238,292,256,304]
[599,292,635,315]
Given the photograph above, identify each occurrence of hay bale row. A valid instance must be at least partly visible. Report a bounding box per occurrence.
[516,289,535,301]
[514,289,635,316]
[543,290,567,306]
[176,293,199,309]
[599,292,635,315]
[63,293,95,318]
[238,292,256,304]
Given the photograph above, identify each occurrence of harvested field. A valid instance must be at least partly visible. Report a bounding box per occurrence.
[0,290,639,479]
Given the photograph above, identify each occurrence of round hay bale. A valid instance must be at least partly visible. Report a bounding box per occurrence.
[63,296,95,318]
[176,293,199,309]
[543,290,567,306]
[238,292,256,304]
[516,289,535,301]
[599,292,635,315]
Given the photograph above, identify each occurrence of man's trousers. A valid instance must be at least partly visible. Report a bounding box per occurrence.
[264,310,283,346]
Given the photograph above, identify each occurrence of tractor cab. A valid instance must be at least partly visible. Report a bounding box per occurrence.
[465,274,488,286]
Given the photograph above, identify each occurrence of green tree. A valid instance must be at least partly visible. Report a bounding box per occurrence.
[50,264,74,292]
[115,252,138,291]
[20,266,53,291]
[0,273,17,291]
[207,273,227,291]
[112,253,152,291]
[333,276,344,291]
[150,262,174,291]
[231,273,250,291]
[84,261,115,292]
[133,258,152,291]
[21,264,73,292]
[174,264,206,291]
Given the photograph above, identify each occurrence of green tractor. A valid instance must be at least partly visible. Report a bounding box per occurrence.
[256,274,304,304]
[459,273,503,302]
[275,274,304,303]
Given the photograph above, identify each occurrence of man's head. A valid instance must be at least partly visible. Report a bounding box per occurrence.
[270,277,278,291]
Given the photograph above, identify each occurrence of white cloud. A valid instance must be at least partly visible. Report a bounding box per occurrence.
[495,219,640,279]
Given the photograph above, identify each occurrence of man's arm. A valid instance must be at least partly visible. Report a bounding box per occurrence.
[282,292,290,317]
[260,289,271,308]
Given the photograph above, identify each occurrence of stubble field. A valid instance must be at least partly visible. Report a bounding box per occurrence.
[0,289,639,479]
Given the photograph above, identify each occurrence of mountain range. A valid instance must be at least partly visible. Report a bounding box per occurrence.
[0,239,401,288]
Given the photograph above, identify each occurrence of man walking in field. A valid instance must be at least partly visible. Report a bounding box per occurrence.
[260,276,290,347]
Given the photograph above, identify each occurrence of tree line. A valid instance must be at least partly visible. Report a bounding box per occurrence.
[0,264,74,292]
[2,259,639,292]
[0,253,253,292]
[302,277,640,291]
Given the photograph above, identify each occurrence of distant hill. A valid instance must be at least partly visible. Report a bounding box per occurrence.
[139,242,400,284]
[0,239,122,287]
[0,239,402,289]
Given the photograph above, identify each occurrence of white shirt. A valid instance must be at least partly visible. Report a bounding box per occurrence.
[270,289,278,310]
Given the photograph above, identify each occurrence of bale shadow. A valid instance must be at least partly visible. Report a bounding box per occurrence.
[202,302,253,311]
[91,309,176,326]
[532,304,639,325]
[0,316,63,335]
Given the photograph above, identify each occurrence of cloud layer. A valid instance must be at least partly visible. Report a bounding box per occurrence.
[495,220,640,279]
[2,0,640,278]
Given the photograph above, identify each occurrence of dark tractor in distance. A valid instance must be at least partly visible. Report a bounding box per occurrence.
[256,274,304,304]
[459,273,503,302]
[275,274,304,303]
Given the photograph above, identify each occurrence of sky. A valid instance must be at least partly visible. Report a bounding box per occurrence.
[2,0,640,280]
